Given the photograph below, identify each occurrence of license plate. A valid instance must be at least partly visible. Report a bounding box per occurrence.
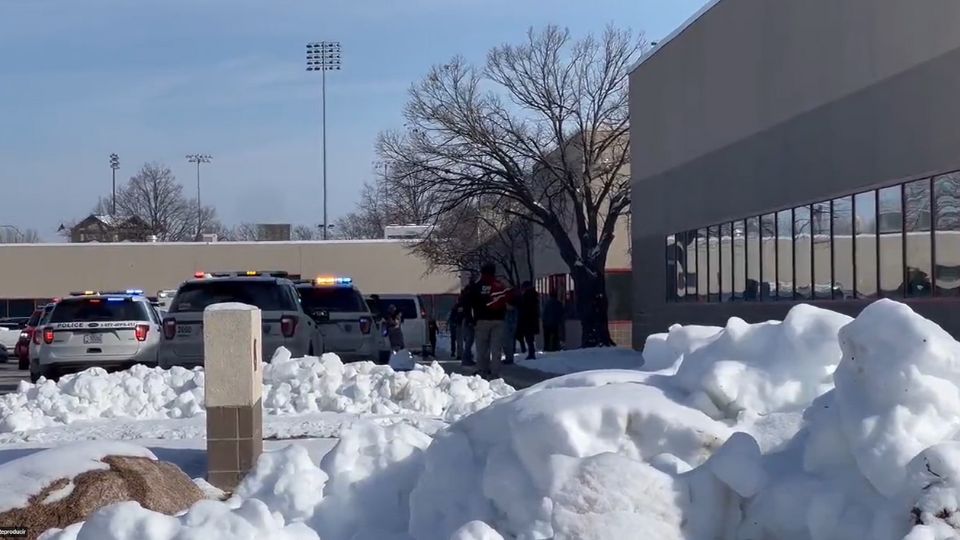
[178,326,192,335]
[83,334,103,344]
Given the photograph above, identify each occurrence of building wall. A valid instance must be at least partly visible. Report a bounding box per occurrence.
[0,241,459,300]
[630,0,960,348]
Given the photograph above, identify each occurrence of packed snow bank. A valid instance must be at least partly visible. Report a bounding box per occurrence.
[651,304,853,419]
[0,351,513,433]
[737,300,960,540]
[0,441,155,513]
[517,347,644,374]
[42,498,319,540]
[408,370,731,540]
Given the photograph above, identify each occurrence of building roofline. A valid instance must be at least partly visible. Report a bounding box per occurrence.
[630,0,722,74]
[0,239,417,248]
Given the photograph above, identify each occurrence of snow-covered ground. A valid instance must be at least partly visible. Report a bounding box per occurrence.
[516,346,645,374]
[6,299,960,539]
[0,349,512,436]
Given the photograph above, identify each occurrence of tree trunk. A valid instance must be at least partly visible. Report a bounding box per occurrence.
[572,266,614,347]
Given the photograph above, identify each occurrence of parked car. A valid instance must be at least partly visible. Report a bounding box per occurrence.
[295,276,387,363]
[366,294,430,356]
[0,316,29,330]
[28,303,58,377]
[31,290,161,382]
[159,271,323,368]
[19,303,56,370]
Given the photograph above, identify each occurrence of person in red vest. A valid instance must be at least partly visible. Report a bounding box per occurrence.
[469,262,509,378]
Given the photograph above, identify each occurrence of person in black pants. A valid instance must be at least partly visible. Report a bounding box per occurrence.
[517,281,540,360]
[541,290,564,352]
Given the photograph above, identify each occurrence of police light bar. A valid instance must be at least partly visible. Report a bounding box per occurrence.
[100,289,144,296]
[69,291,99,296]
[315,276,352,286]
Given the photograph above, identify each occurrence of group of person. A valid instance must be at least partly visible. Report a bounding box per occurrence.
[448,262,565,379]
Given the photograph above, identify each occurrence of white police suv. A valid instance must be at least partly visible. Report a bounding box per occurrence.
[158,271,322,369]
[31,290,162,382]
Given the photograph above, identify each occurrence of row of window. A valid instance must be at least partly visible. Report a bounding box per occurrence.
[666,171,960,302]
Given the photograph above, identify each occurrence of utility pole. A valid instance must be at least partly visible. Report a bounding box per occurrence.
[306,41,342,240]
[186,154,213,241]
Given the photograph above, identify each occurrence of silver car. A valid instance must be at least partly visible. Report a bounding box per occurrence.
[296,277,386,363]
[158,272,323,368]
[32,291,162,382]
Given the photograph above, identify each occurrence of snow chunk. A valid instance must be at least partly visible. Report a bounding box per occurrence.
[231,445,327,522]
[832,300,960,496]
[671,304,852,418]
[408,373,730,540]
[0,441,155,513]
[449,521,504,540]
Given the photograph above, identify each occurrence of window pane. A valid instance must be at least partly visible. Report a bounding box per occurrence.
[697,228,708,301]
[833,196,854,298]
[855,191,878,298]
[733,220,746,300]
[794,206,812,299]
[905,179,932,297]
[935,173,960,296]
[760,214,777,299]
[777,210,794,299]
[685,230,698,300]
[746,217,760,300]
[708,225,720,302]
[666,234,679,301]
[878,186,904,297]
[812,202,832,299]
[720,223,733,302]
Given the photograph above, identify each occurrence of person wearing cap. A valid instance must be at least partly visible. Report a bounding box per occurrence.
[469,262,509,378]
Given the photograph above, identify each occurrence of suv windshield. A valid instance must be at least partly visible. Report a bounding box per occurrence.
[170,280,297,313]
[50,298,150,323]
[298,287,367,313]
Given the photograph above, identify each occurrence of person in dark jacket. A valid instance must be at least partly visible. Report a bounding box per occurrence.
[447,300,463,359]
[469,262,508,378]
[542,290,564,352]
[517,281,540,360]
[459,281,477,366]
[384,304,405,352]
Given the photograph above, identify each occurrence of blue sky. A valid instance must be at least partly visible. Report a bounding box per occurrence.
[0,0,707,239]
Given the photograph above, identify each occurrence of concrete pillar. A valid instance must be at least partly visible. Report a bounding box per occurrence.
[203,303,263,491]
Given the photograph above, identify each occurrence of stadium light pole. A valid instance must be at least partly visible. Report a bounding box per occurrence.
[186,154,213,241]
[109,153,120,215]
[306,41,341,240]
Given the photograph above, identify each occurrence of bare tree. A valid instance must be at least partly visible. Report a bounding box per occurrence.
[379,25,643,346]
[0,228,40,243]
[334,182,389,239]
[105,162,219,241]
[292,225,319,241]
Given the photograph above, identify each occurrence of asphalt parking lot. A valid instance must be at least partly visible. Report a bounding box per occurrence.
[0,360,26,394]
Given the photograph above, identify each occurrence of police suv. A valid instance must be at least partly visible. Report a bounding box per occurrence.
[159,271,323,368]
[295,276,387,363]
[31,290,161,382]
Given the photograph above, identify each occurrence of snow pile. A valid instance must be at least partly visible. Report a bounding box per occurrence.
[0,352,513,433]
[740,300,960,540]
[42,499,319,540]
[0,441,155,513]
[407,371,732,540]
[654,304,853,419]
[29,300,960,540]
[517,347,645,375]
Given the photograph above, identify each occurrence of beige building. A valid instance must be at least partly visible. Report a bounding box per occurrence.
[0,240,460,317]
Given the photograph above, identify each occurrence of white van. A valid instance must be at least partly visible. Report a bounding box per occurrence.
[366,294,430,356]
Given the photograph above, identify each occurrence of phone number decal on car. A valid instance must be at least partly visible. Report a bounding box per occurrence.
[52,322,139,329]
